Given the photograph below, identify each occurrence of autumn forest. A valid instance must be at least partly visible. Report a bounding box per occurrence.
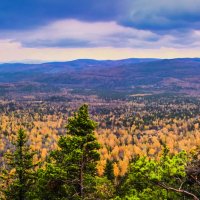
[0,93,199,199]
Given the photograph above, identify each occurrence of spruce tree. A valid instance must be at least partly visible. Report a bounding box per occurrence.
[1,128,37,200]
[104,159,115,181]
[37,104,100,199]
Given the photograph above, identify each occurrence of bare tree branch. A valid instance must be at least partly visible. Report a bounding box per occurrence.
[157,182,199,200]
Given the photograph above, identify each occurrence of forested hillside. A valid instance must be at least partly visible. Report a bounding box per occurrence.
[1,58,200,99]
[0,104,200,200]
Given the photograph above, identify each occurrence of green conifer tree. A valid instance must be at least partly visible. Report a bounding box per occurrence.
[1,128,37,200]
[37,104,100,199]
[104,159,115,181]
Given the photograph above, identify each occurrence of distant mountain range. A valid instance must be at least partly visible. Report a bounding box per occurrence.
[1,58,200,98]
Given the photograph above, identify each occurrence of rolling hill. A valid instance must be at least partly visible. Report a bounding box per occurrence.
[1,58,200,98]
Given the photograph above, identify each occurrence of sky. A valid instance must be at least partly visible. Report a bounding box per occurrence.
[1,0,200,62]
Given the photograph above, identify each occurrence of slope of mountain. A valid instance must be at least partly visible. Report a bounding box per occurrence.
[0,58,200,98]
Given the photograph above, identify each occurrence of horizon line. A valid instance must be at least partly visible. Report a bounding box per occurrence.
[1,57,200,65]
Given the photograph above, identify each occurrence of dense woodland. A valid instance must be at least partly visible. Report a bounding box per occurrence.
[0,95,200,199]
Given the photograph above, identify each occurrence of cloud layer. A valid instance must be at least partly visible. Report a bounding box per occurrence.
[2,19,200,49]
[1,0,200,61]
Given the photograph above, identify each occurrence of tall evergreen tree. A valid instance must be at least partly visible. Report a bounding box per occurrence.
[0,128,37,200]
[37,104,100,199]
[104,159,115,181]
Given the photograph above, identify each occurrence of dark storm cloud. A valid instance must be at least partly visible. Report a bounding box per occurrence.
[120,0,200,32]
[1,0,200,32]
[0,0,127,30]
